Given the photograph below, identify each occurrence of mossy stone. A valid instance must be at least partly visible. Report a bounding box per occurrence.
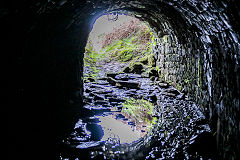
[139,56,149,65]
[148,54,156,67]
[141,72,150,78]
[149,68,159,77]
[150,76,155,81]
[122,66,131,73]
[130,62,144,74]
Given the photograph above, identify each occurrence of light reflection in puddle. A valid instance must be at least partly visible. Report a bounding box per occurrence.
[98,115,142,144]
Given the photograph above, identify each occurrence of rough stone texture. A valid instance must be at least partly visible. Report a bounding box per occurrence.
[4,0,240,159]
[148,2,240,159]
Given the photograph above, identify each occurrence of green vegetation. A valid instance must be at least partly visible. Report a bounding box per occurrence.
[103,37,137,62]
[84,40,104,80]
[102,23,154,63]
[176,83,183,91]
[122,98,157,130]
[84,17,156,81]
[184,79,190,84]
[84,18,154,65]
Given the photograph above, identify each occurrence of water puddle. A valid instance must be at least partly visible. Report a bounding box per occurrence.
[58,72,218,159]
[98,115,142,144]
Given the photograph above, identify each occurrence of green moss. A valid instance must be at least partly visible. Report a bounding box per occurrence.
[158,73,165,81]
[163,35,168,43]
[138,53,155,69]
[121,66,131,73]
[184,79,190,84]
[139,55,149,65]
[176,83,182,91]
[129,62,143,69]
[83,40,103,80]
[117,48,134,62]
[148,53,156,67]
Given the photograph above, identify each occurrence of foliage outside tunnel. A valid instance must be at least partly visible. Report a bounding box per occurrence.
[84,15,155,81]
[83,15,158,138]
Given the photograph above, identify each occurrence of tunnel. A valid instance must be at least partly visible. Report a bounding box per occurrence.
[5,0,240,159]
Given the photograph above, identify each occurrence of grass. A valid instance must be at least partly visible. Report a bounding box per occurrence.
[99,19,155,63]
[83,17,156,80]
[102,34,149,62]
[122,98,157,130]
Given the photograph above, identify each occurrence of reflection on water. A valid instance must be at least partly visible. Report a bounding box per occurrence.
[73,113,143,147]
[59,72,218,159]
[98,115,141,144]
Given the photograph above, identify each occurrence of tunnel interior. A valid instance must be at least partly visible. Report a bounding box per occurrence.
[82,14,159,144]
[6,0,240,159]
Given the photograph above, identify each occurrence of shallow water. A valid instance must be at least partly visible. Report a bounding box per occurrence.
[58,72,218,159]
[98,115,142,144]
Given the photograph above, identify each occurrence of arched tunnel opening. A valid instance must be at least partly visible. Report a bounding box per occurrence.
[6,0,240,160]
[83,14,157,144]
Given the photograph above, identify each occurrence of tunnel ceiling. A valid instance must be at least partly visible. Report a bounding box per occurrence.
[5,0,240,160]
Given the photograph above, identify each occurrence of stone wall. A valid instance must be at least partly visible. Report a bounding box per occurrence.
[146,1,240,159]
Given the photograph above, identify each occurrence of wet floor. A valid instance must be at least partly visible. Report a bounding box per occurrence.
[98,115,142,144]
[58,71,218,160]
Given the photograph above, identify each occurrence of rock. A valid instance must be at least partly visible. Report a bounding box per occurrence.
[94,100,109,106]
[93,94,105,101]
[109,102,120,106]
[108,97,125,103]
[107,77,117,85]
[98,77,108,81]
[83,97,93,103]
[104,93,114,99]
[130,63,144,74]
[76,141,101,149]
[164,87,180,95]
[162,87,180,97]
[90,84,106,89]
[115,73,131,81]
[157,82,169,88]
[141,71,150,78]
[88,77,95,82]
[149,68,159,77]
[128,121,136,126]
[106,73,118,79]
[149,95,158,102]
[115,114,126,120]
[139,56,149,65]
[139,53,155,66]
[122,66,131,73]
[150,76,156,81]
[116,80,140,89]
[148,54,156,67]
[162,92,177,97]
[85,88,91,93]
[92,90,113,94]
